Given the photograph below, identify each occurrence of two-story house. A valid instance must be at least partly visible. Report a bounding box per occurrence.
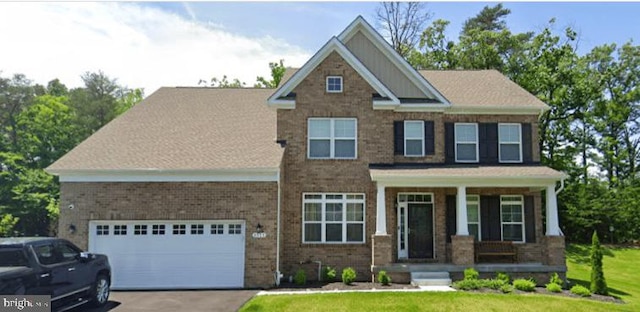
[47,16,566,290]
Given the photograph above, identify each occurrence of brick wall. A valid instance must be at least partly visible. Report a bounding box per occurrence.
[58,181,278,288]
[277,51,548,280]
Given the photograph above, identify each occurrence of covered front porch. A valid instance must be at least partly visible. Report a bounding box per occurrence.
[369,166,567,276]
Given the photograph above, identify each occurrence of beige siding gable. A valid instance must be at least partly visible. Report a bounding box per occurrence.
[345,30,434,100]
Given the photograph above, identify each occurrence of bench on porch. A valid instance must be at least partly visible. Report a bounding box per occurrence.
[475,241,518,263]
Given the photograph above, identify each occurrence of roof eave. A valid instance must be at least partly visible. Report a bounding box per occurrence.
[48,167,282,183]
[370,173,567,188]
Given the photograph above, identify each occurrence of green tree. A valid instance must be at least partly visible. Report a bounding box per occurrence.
[0,73,36,151]
[0,214,19,237]
[255,60,286,88]
[590,231,608,295]
[68,71,125,138]
[461,3,511,34]
[14,95,78,168]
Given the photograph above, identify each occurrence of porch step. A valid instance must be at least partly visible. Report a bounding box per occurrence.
[410,272,452,286]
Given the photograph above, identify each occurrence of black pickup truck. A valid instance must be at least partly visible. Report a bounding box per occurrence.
[0,237,111,311]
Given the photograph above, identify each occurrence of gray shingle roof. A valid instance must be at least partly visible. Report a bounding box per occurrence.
[420,70,547,108]
[47,87,283,172]
[281,68,547,109]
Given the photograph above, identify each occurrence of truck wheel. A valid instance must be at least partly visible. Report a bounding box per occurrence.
[91,275,110,307]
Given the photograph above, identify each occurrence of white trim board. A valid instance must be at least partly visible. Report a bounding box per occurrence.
[53,168,280,182]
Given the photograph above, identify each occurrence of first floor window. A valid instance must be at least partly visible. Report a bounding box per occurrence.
[501,195,524,242]
[467,195,480,240]
[303,193,365,243]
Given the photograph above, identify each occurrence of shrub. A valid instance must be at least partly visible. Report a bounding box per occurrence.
[546,282,563,293]
[484,279,507,290]
[570,285,592,297]
[496,272,510,284]
[341,267,357,285]
[293,269,306,286]
[452,279,482,290]
[512,279,536,292]
[463,267,479,280]
[377,270,391,286]
[321,266,336,282]
[590,231,608,295]
[500,284,514,293]
[549,272,563,287]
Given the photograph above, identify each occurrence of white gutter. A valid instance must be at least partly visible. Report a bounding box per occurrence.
[275,169,283,286]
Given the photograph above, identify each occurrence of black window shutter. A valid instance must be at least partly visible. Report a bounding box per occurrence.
[481,196,501,241]
[524,195,535,243]
[478,124,488,162]
[484,123,498,164]
[394,121,404,155]
[446,195,456,243]
[424,120,435,155]
[522,123,533,163]
[445,123,454,163]
[480,196,491,241]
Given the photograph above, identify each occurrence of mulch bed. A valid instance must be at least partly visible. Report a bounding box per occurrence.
[268,281,419,292]
[268,282,625,304]
[471,287,625,304]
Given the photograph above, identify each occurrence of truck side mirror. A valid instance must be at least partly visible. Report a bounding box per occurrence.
[78,252,92,262]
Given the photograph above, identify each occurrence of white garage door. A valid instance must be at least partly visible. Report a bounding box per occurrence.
[88,220,245,290]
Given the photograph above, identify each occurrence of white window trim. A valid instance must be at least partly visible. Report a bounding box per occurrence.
[404,120,425,157]
[500,195,525,243]
[498,123,523,163]
[455,123,479,163]
[326,76,343,93]
[302,193,366,244]
[307,118,357,160]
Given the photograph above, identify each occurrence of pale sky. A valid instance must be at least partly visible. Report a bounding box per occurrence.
[1,2,638,96]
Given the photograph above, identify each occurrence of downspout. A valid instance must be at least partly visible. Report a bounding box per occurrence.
[555,178,565,195]
[275,169,283,286]
[555,178,565,236]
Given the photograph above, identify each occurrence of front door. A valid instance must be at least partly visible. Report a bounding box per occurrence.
[408,203,433,258]
[397,196,434,260]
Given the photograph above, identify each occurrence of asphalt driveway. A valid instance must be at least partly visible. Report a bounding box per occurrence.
[77,290,258,312]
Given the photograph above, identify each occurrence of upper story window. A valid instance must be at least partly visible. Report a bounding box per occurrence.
[308,118,357,159]
[500,195,524,242]
[499,123,522,163]
[455,123,478,162]
[326,76,343,93]
[404,121,424,157]
[303,193,365,243]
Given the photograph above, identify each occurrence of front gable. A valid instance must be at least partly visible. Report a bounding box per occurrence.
[267,37,399,110]
[267,16,451,111]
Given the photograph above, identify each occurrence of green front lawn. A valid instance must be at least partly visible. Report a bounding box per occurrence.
[239,245,638,312]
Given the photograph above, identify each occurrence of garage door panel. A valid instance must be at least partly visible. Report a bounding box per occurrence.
[89,220,245,289]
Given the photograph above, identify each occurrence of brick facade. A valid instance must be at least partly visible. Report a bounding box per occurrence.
[277,50,563,282]
[58,182,279,288]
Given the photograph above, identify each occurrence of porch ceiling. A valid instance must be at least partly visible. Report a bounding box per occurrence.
[370,165,567,188]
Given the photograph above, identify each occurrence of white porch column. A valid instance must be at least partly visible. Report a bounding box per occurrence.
[456,186,469,236]
[546,184,561,236]
[375,184,387,235]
